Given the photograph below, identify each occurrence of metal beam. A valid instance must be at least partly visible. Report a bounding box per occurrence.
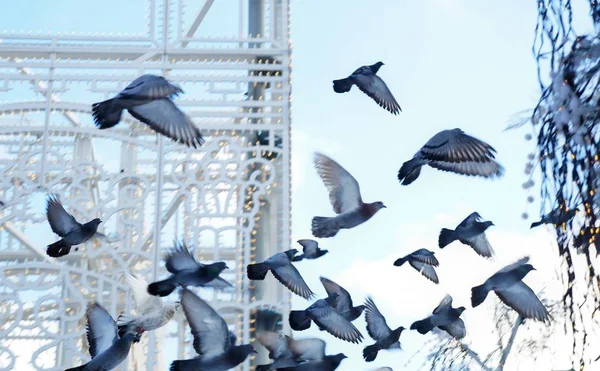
[2,219,56,265]
[181,0,216,48]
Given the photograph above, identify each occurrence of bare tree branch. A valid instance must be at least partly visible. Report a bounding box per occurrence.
[496,315,524,371]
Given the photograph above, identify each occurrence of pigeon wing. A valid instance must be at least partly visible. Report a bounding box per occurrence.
[164,241,200,273]
[289,338,326,362]
[439,318,466,339]
[125,272,162,314]
[127,99,204,148]
[313,153,363,214]
[353,74,402,114]
[494,281,550,323]
[86,302,118,359]
[257,331,291,360]
[203,276,234,290]
[496,257,530,275]
[419,129,497,163]
[410,249,439,266]
[463,233,495,258]
[180,288,230,359]
[457,212,482,228]
[364,297,392,341]
[428,160,504,178]
[119,74,183,99]
[319,276,353,312]
[408,260,439,284]
[271,264,315,299]
[310,302,363,344]
[297,239,318,255]
[46,195,82,237]
[432,295,453,314]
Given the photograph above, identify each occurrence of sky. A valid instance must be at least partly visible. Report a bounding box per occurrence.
[1,0,598,370]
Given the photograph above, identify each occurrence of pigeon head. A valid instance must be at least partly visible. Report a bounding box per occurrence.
[353,304,366,316]
[481,220,494,230]
[206,261,229,275]
[231,344,258,362]
[89,218,103,227]
[284,248,299,260]
[393,326,405,335]
[367,201,387,214]
[369,61,384,73]
[330,353,348,365]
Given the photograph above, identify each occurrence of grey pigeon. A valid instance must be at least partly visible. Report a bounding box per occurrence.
[278,353,348,371]
[293,239,329,262]
[312,153,386,238]
[117,273,180,342]
[148,241,231,297]
[397,128,504,185]
[46,194,103,258]
[92,74,204,148]
[169,288,257,371]
[531,207,578,228]
[65,302,144,371]
[471,257,550,323]
[289,294,363,344]
[255,331,326,370]
[411,295,466,339]
[394,248,440,284]
[439,212,495,258]
[362,297,404,362]
[247,249,315,299]
[333,62,401,115]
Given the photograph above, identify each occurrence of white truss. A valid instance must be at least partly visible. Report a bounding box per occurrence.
[0,0,292,370]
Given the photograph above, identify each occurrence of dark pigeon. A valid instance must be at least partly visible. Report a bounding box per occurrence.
[471,257,550,323]
[169,288,257,371]
[45,194,103,258]
[255,331,326,370]
[289,294,363,344]
[147,241,231,297]
[333,62,401,114]
[439,212,495,258]
[319,276,365,322]
[398,128,504,186]
[65,302,144,371]
[394,248,440,284]
[92,74,204,148]
[292,239,329,262]
[411,295,466,339]
[247,249,315,299]
[531,207,578,228]
[278,353,348,371]
[312,153,386,238]
[362,297,404,362]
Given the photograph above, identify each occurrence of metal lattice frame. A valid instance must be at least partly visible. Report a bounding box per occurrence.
[0,1,292,370]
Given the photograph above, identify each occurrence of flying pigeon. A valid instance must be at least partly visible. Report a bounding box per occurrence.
[278,353,348,371]
[393,248,440,284]
[439,212,495,258]
[255,331,326,370]
[333,62,401,115]
[289,294,364,344]
[45,194,103,258]
[319,276,365,322]
[530,207,578,228]
[247,249,315,299]
[65,302,144,371]
[397,128,504,185]
[362,297,404,362]
[312,153,386,238]
[116,273,180,341]
[147,241,231,297]
[92,74,204,148]
[169,288,257,371]
[410,295,466,339]
[292,239,329,262]
[471,257,550,323]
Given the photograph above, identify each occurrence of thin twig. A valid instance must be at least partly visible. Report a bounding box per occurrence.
[496,315,524,371]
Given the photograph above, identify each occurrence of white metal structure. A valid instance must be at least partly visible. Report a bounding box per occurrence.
[0,1,291,370]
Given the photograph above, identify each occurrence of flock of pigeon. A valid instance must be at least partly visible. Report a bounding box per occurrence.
[30,69,569,370]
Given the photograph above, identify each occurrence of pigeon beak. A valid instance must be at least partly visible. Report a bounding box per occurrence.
[225,265,230,270]
[252,348,258,354]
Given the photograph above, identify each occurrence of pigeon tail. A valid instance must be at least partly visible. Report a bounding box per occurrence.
[363,343,380,362]
[169,359,198,371]
[46,240,71,258]
[438,228,458,248]
[91,98,123,129]
[333,78,353,93]
[393,256,407,266]
[147,278,177,297]
[530,220,543,229]
[410,317,434,334]
[289,310,312,331]
[292,254,305,262]
[311,216,341,238]
[247,262,270,280]
[65,365,86,371]
[471,283,490,307]
[398,159,422,185]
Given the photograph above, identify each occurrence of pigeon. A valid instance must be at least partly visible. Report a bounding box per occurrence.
[362,297,404,362]
[439,212,495,258]
[292,239,329,262]
[169,288,257,371]
[278,353,348,371]
[92,74,204,148]
[333,62,401,115]
[255,331,326,370]
[289,294,363,344]
[393,248,440,284]
[45,194,103,258]
[397,128,504,185]
[471,257,550,323]
[319,276,365,322]
[247,249,315,299]
[0,200,4,209]
[410,295,466,339]
[65,302,144,371]
[147,241,231,297]
[372,368,393,371]
[312,153,386,238]
[530,207,578,228]
[116,273,180,342]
